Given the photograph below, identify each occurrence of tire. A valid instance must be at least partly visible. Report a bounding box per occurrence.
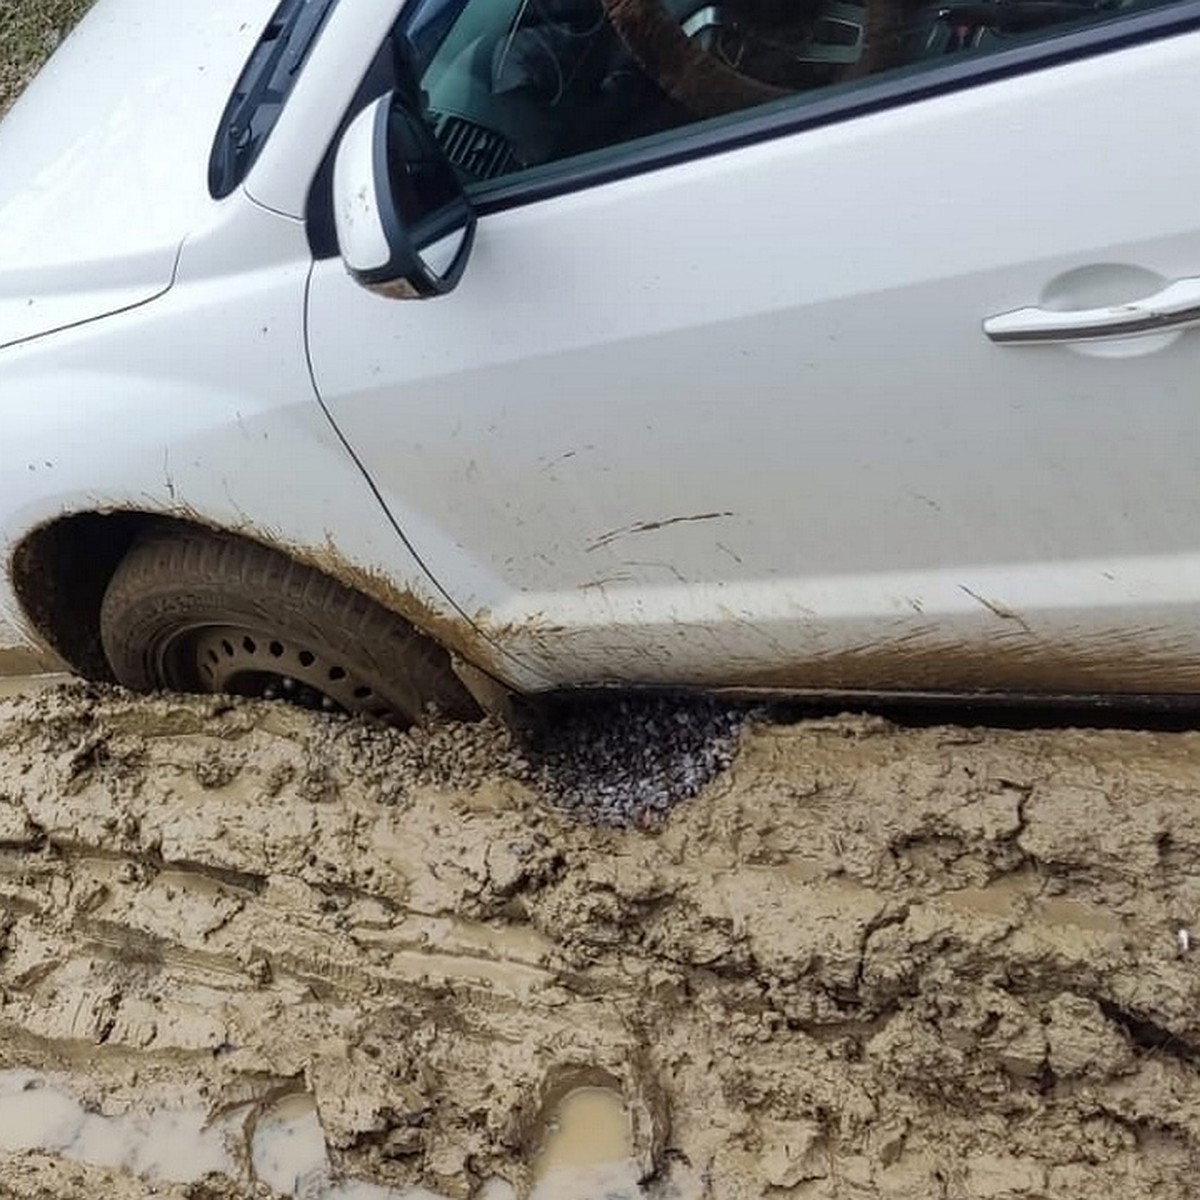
[100,527,480,726]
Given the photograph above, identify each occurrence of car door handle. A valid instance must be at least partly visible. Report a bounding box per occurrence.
[984,276,1200,344]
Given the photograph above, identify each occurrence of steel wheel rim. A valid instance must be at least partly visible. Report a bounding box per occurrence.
[159,624,394,720]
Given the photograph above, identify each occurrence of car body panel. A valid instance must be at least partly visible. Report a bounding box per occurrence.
[0,0,277,349]
[310,31,1200,693]
[4,0,1200,704]
[0,195,531,684]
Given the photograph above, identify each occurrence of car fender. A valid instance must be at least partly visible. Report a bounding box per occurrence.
[0,210,539,688]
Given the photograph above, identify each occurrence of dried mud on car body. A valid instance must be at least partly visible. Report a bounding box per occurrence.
[0,688,1197,1198]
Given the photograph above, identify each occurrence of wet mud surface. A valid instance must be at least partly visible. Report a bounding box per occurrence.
[0,684,1199,1198]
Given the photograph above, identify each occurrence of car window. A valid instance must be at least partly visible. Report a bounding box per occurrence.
[395,0,1178,190]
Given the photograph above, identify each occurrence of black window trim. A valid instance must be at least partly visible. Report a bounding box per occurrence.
[467,0,1200,215]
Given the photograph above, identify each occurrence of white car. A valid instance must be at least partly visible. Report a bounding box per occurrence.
[1,0,1198,723]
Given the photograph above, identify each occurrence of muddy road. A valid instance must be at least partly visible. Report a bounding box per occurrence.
[0,684,1197,1199]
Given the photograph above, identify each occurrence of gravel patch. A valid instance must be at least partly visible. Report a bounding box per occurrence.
[319,693,754,826]
[521,694,754,825]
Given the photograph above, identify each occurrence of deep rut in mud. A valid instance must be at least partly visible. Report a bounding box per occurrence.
[0,685,1199,1198]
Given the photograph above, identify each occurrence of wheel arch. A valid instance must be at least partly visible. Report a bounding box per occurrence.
[11,511,150,680]
[9,511,514,708]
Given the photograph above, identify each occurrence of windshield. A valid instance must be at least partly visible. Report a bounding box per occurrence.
[209,0,339,199]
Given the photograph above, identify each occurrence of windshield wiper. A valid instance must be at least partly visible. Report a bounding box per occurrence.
[209,0,338,199]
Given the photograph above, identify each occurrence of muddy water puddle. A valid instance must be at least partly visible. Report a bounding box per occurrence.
[0,1071,418,1197]
[0,1072,648,1200]
[531,1087,641,1199]
[0,1071,235,1182]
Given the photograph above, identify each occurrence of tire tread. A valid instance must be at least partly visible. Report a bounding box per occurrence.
[100,527,478,724]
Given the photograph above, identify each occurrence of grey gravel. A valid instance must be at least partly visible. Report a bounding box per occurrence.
[321,694,754,827]
[326,713,533,799]
[521,695,754,826]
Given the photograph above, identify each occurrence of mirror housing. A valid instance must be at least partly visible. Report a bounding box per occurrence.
[333,92,476,299]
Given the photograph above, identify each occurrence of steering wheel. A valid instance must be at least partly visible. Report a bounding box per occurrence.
[598,0,888,116]
[598,0,789,115]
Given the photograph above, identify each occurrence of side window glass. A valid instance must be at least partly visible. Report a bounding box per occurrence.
[400,0,1175,188]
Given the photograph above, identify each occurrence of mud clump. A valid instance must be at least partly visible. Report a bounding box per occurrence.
[0,1155,264,1200]
[0,685,1199,1198]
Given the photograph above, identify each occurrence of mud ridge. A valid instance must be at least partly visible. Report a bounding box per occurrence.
[0,685,1197,1197]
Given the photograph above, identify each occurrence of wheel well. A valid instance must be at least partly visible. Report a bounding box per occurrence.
[10,512,160,680]
[10,514,514,712]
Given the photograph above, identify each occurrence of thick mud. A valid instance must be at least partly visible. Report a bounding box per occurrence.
[0,685,1198,1198]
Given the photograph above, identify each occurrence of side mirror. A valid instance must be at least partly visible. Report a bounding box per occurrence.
[332,92,476,299]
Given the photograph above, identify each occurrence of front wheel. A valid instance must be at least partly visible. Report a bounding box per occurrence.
[99,528,480,726]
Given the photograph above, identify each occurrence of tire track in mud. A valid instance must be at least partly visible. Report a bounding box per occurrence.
[0,688,1199,1197]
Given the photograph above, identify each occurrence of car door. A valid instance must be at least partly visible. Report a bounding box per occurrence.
[308,0,1200,696]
